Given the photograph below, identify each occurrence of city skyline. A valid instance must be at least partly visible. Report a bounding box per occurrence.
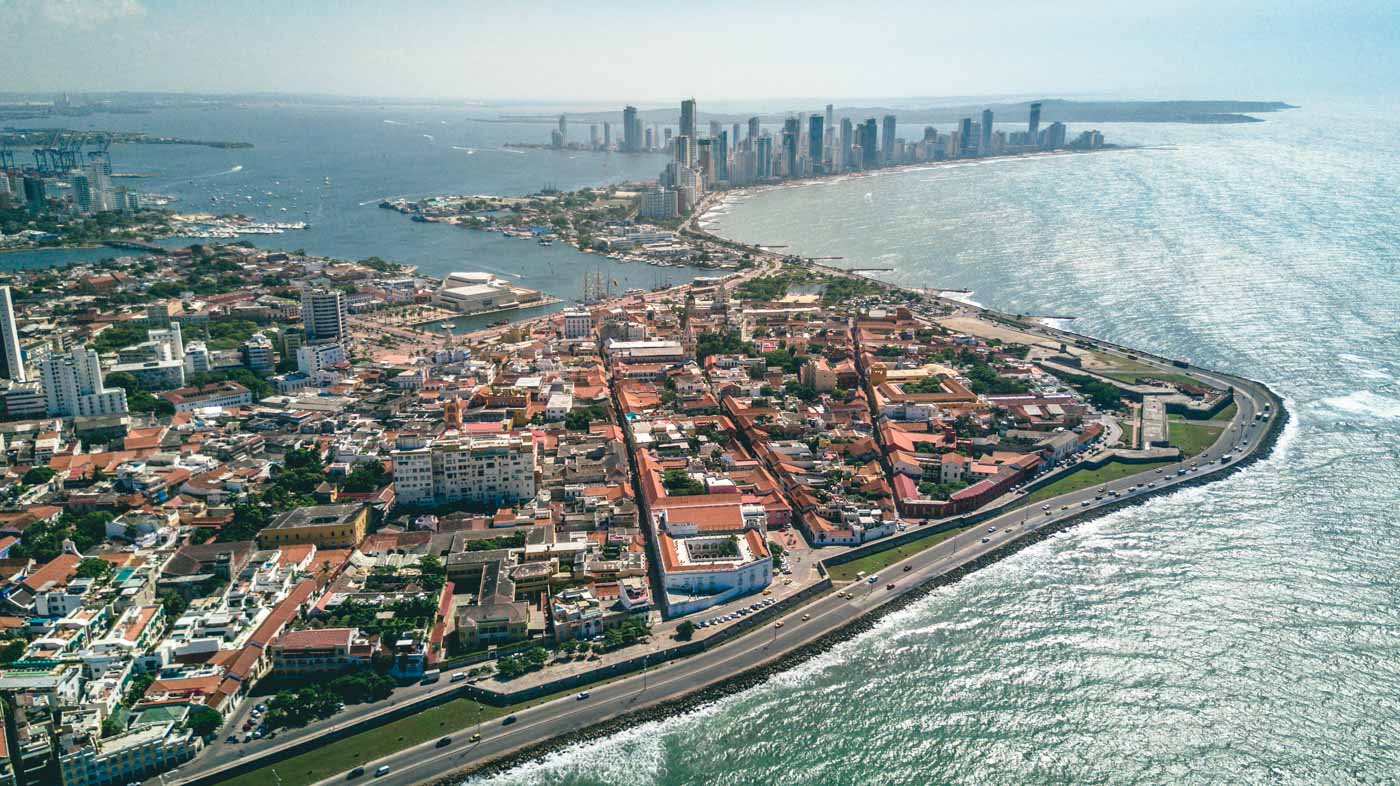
[2,0,1397,101]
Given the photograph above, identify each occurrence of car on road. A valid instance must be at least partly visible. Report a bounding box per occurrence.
[576,691,590,700]
[436,736,452,747]
[775,621,785,628]
[502,715,517,725]
[886,583,895,591]
[470,732,481,742]
[450,672,468,683]
[1041,504,1050,511]
[867,575,880,584]
[981,537,991,543]
[1081,500,1091,507]
[801,613,810,621]
[347,767,365,779]
[375,765,391,777]
[986,526,996,533]
[903,564,912,572]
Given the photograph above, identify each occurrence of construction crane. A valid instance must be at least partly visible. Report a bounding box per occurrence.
[0,139,15,170]
[86,134,112,174]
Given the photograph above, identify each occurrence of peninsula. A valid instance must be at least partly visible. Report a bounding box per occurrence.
[0,96,1281,786]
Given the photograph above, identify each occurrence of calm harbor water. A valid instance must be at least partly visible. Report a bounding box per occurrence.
[3,103,703,315]
[469,100,1400,784]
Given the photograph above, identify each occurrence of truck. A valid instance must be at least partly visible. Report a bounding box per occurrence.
[420,669,441,685]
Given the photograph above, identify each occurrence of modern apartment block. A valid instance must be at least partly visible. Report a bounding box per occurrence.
[392,432,537,507]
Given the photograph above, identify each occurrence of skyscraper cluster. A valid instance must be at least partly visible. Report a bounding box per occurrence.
[645,99,1094,197]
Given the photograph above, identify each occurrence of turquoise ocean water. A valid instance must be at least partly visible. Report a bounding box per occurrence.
[468,100,1400,784]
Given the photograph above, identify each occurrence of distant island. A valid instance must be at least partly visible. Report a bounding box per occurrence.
[0,129,253,150]
[505,99,1298,125]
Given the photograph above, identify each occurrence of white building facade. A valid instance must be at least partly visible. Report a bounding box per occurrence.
[392,432,537,507]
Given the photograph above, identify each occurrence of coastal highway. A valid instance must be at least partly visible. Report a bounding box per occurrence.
[320,366,1280,786]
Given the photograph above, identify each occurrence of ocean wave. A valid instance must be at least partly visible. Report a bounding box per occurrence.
[1314,390,1400,421]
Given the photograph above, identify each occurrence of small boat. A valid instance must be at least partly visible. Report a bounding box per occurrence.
[537,239,553,246]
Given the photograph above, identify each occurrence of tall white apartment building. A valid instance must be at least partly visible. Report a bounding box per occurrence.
[0,285,26,382]
[39,348,128,418]
[300,287,347,342]
[392,432,537,507]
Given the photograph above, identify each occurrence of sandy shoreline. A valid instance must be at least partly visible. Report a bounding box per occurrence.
[697,146,1139,226]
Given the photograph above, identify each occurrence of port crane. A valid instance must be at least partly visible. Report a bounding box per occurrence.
[32,131,58,173]
[0,139,15,170]
[86,134,112,174]
[57,133,84,171]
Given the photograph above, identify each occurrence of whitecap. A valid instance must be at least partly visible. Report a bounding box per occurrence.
[1315,390,1400,420]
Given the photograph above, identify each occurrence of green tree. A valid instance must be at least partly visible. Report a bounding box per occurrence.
[159,590,190,619]
[186,705,222,739]
[676,621,696,641]
[496,656,524,679]
[21,466,55,486]
[123,673,155,707]
[75,558,112,579]
[0,638,27,664]
[340,461,388,493]
[662,468,706,496]
[90,322,149,354]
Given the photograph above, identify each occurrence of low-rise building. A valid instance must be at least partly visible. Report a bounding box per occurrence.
[269,627,372,675]
[256,503,369,549]
[57,721,201,786]
[159,381,253,413]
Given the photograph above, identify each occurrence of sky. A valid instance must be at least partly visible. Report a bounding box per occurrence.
[2,0,1398,104]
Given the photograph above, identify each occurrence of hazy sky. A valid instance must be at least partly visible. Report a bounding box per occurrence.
[2,0,1397,102]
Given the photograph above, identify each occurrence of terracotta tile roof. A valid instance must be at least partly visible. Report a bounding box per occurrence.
[274,627,354,651]
[21,553,81,593]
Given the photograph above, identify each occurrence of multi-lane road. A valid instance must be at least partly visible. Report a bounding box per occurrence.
[321,361,1280,786]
